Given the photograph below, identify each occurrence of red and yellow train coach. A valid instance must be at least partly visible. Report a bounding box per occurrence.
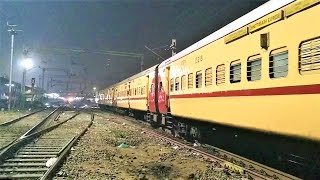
[101,0,320,142]
[99,0,320,177]
[147,0,320,142]
[99,65,157,116]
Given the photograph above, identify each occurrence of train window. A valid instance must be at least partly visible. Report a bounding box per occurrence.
[159,82,163,91]
[175,77,180,91]
[196,71,202,88]
[205,68,212,86]
[247,56,261,81]
[216,64,225,85]
[134,88,137,95]
[270,48,288,78]
[188,73,193,89]
[299,37,320,75]
[170,79,174,92]
[181,75,186,90]
[230,60,241,83]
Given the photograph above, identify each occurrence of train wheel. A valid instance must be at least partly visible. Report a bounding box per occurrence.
[171,124,180,138]
[189,126,202,142]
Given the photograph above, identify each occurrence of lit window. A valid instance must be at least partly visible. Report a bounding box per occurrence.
[188,73,193,89]
[299,37,320,75]
[170,79,174,92]
[216,64,225,85]
[196,71,202,88]
[247,56,261,81]
[181,75,186,90]
[205,68,212,86]
[175,77,179,91]
[270,48,288,78]
[230,60,241,83]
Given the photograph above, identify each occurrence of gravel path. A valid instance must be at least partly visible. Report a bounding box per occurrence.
[54,112,241,180]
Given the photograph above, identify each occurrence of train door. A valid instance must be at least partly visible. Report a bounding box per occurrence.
[127,82,131,109]
[148,68,158,113]
[146,75,149,108]
[112,88,117,107]
[157,66,170,114]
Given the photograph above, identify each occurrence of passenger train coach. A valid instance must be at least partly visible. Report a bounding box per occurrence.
[99,0,320,146]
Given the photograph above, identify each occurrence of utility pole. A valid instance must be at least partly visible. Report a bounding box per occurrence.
[170,39,177,56]
[145,39,177,60]
[7,22,22,111]
[144,46,166,61]
[140,56,144,72]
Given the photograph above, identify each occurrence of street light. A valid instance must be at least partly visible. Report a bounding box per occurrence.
[21,58,33,70]
[20,58,33,99]
[93,87,98,103]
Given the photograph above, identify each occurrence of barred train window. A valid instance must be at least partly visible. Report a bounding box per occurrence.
[196,71,202,88]
[175,77,180,91]
[181,75,186,90]
[188,73,193,89]
[170,78,174,92]
[230,60,241,83]
[205,68,212,86]
[269,48,288,78]
[216,64,225,85]
[247,56,261,81]
[299,37,320,75]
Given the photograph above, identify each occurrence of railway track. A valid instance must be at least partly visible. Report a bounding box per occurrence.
[94,110,301,180]
[0,109,44,126]
[0,108,59,152]
[0,111,92,179]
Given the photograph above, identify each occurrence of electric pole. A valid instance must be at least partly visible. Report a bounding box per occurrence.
[7,22,22,111]
[170,39,177,56]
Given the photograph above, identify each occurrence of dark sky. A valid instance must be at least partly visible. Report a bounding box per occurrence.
[0,0,267,94]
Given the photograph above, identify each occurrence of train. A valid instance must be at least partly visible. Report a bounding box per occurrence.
[98,1,320,176]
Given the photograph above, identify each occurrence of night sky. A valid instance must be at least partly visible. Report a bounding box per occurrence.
[0,0,267,94]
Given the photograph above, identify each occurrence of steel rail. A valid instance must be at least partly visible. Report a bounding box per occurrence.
[145,130,300,180]
[19,107,61,139]
[0,108,60,152]
[41,112,94,180]
[0,109,45,127]
[0,111,81,179]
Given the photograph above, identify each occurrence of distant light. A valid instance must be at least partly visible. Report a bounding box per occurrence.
[21,58,33,70]
[68,97,74,102]
[5,84,14,87]
[93,87,97,90]
[44,93,60,99]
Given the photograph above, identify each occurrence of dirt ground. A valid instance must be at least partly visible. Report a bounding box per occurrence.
[54,112,238,180]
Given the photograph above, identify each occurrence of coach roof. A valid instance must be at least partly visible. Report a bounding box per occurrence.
[158,0,295,68]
